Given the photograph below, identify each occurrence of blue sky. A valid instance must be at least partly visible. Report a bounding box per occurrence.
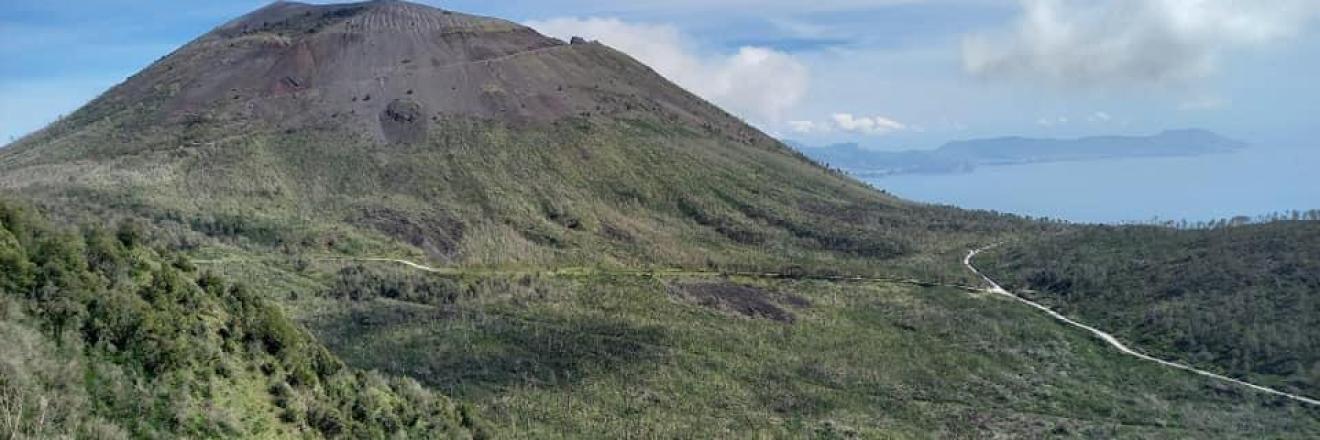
[4,0,1320,150]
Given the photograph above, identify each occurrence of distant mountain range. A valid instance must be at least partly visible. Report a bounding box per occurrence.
[790,129,1247,177]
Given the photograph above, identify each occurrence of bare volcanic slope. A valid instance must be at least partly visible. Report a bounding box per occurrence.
[0,0,1024,274]
[8,0,735,148]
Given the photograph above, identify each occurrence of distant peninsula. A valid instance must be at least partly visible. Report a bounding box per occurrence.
[791,129,1247,177]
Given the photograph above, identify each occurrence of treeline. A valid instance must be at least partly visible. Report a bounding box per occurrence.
[329,265,463,305]
[981,221,1320,396]
[0,200,484,438]
[1122,209,1320,230]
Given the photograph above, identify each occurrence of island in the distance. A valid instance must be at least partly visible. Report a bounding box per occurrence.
[790,129,1247,177]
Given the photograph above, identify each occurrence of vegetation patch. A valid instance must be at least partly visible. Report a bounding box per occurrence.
[0,200,484,439]
[300,272,1320,438]
[982,221,1320,398]
[352,207,466,260]
[670,281,807,323]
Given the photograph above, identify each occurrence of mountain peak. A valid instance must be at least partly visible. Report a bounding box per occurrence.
[1,1,894,273]
[62,0,723,144]
[214,0,525,39]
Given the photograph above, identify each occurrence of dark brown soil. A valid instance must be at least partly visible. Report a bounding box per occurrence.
[81,0,744,145]
[671,281,809,323]
[380,98,427,143]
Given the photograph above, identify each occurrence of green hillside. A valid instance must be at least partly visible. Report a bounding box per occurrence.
[197,257,1320,438]
[0,1,1038,283]
[980,222,1320,397]
[1,0,1316,437]
[0,199,483,438]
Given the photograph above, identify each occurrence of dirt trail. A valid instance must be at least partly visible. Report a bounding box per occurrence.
[318,257,450,273]
[194,255,969,289]
[965,246,1320,406]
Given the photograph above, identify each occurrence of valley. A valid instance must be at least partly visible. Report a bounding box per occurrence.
[198,254,1320,438]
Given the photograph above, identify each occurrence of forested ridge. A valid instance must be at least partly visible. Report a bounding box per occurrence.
[0,200,484,439]
[982,221,1320,396]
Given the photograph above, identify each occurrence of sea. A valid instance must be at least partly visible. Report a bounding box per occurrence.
[865,145,1320,224]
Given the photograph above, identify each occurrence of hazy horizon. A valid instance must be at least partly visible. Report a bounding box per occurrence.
[871,142,1318,224]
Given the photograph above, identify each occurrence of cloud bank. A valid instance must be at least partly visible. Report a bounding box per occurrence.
[831,113,907,134]
[789,113,907,135]
[963,0,1320,87]
[526,17,809,123]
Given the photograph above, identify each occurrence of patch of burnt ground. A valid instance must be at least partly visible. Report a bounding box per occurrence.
[380,98,428,144]
[670,281,810,323]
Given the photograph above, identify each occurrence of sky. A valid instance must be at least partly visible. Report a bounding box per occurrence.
[3,0,1320,151]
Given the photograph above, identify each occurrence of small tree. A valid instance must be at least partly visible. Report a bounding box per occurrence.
[116,220,145,248]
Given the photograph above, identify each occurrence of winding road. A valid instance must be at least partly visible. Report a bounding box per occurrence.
[965,246,1320,406]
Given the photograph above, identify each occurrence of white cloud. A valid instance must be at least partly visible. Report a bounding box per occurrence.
[831,113,907,134]
[1036,116,1069,127]
[787,112,908,136]
[1087,111,1111,123]
[526,17,809,123]
[963,0,1320,87]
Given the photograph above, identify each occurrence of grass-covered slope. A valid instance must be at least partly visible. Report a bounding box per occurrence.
[1,109,1035,282]
[208,259,1320,438]
[0,1,1043,283]
[980,221,1320,398]
[0,200,484,439]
